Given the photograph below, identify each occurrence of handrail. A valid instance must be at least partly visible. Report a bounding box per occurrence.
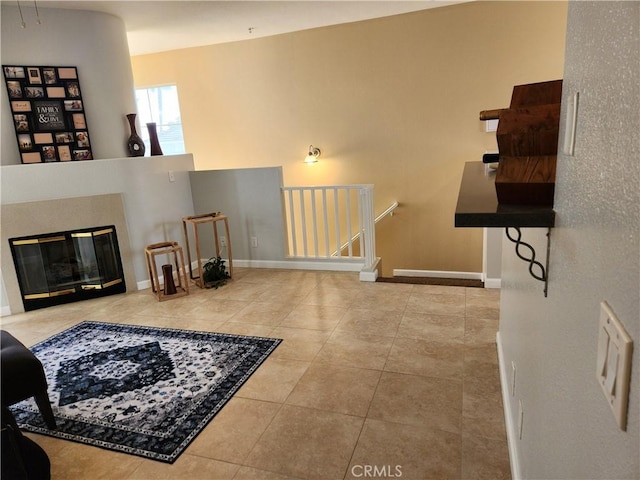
[333,201,398,256]
[376,201,399,222]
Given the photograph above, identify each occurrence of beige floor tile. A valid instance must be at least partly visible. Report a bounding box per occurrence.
[299,285,361,308]
[183,298,251,321]
[129,454,240,480]
[211,282,271,301]
[215,322,276,337]
[233,466,304,480]
[314,331,394,370]
[334,308,404,338]
[346,419,461,480]
[466,291,501,320]
[351,290,411,312]
[464,344,500,381]
[367,371,462,434]
[254,284,316,304]
[47,442,144,479]
[4,269,510,479]
[244,404,364,480]
[279,304,346,331]
[465,316,499,345]
[268,326,332,361]
[412,284,467,296]
[318,272,366,289]
[385,337,464,380]
[285,363,381,416]
[406,292,466,316]
[231,301,295,327]
[466,285,501,300]
[396,312,465,342]
[462,433,512,480]
[236,357,309,403]
[463,376,507,440]
[188,397,281,464]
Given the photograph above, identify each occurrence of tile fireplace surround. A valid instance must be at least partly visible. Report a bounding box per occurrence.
[1,194,137,314]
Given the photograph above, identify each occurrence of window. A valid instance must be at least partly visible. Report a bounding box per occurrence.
[135,85,185,155]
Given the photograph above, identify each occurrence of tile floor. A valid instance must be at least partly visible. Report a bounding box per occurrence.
[1,269,511,480]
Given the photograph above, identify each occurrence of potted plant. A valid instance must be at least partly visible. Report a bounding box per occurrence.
[202,256,230,289]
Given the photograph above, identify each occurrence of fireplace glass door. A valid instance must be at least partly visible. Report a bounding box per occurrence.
[10,226,126,311]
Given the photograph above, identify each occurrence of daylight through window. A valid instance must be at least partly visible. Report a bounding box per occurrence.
[135,85,185,155]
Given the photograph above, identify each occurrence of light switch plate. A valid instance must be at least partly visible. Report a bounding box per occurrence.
[562,92,579,156]
[596,301,633,430]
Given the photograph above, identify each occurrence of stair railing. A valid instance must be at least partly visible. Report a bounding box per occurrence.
[282,185,378,270]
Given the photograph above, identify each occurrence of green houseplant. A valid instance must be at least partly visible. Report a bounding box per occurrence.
[202,256,230,289]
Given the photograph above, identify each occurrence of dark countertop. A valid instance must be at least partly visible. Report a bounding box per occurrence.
[455,161,555,228]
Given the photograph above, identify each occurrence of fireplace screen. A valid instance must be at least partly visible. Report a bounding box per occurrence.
[9,226,126,311]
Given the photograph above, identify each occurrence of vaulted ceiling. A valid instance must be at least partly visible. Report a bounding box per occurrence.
[33,1,470,55]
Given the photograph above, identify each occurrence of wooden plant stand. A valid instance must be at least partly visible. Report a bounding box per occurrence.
[144,241,189,301]
[182,212,233,288]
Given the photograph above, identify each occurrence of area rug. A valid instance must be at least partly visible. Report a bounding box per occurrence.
[10,321,281,463]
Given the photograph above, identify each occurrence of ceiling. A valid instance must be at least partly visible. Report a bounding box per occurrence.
[33,1,469,55]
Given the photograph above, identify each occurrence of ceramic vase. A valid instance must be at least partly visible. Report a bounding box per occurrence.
[146,122,163,156]
[125,113,146,157]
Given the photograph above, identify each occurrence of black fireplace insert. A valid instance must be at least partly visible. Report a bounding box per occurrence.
[9,225,126,311]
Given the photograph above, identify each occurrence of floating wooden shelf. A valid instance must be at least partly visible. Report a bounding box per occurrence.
[455,162,555,228]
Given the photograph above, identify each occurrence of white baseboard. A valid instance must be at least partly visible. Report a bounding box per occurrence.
[233,258,365,272]
[359,257,380,282]
[392,269,483,281]
[496,331,521,480]
[484,277,502,289]
[136,279,152,290]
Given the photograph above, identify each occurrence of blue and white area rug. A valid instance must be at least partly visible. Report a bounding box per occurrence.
[10,321,281,463]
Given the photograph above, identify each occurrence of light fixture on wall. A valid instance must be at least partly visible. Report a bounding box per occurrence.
[304,145,321,164]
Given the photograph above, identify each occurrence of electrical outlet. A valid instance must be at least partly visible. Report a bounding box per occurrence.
[168,170,175,182]
[511,361,517,397]
[250,236,258,248]
[596,301,633,430]
[219,236,226,247]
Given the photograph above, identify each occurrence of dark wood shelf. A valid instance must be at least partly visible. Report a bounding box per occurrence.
[455,162,555,228]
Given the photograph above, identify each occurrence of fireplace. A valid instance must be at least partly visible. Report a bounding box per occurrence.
[9,226,126,311]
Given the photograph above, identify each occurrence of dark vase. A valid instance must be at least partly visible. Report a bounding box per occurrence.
[146,122,163,156]
[162,264,177,295]
[126,113,146,157]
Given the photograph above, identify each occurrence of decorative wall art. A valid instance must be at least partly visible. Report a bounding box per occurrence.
[3,65,93,164]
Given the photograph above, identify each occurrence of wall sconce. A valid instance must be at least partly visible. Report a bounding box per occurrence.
[304,145,321,164]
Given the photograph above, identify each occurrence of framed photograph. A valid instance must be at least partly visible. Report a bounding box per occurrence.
[58,145,72,161]
[2,65,93,164]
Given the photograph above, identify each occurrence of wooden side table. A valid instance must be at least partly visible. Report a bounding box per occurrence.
[182,212,233,288]
[144,241,189,301]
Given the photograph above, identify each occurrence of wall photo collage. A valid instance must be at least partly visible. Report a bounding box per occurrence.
[3,65,93,164]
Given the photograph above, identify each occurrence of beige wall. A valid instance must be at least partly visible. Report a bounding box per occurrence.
[131,1,567,276]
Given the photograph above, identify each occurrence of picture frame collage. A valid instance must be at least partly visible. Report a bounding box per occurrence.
[3,65,93,164]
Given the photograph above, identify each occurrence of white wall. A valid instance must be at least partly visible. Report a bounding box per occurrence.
[498,2,639,478]
[1,5,136,163]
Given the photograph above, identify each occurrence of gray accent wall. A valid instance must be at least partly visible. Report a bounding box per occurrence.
[189,167,287,263]
[499,2,639,478]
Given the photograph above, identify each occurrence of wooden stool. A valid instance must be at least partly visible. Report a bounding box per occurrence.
[144,241,189,301]
[182,212,233,288]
